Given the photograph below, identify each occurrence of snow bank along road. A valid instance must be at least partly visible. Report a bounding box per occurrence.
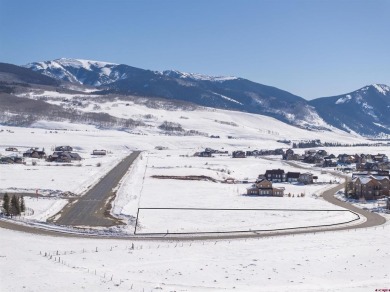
[53,151,141,227]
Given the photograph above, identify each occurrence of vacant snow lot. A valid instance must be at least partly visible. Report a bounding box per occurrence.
[136,208,359,234]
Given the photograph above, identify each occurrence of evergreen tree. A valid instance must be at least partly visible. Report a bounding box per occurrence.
[2,193,10,215]
[10,194,21,216]
[20,196,25,213]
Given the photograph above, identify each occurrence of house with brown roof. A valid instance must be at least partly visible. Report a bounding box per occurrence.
[347,175,390,200]
[23,149,46,159]
[232,151,246,158]
[246,178,284,197]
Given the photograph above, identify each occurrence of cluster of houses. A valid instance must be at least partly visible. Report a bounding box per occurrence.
[281,148,390,204]
[46,146,82,162]
[1,145,108,165]
[0,146,84,164]
[263,169,317,184]
[246,148,284,156]
[194,148,286,159]
[19,146,83,163]
[283,149,390,170]
[283,149,335,166]
[194,148,228,157]
[232,148,285,158]
[232,150,246,158]
[246,169,317,197]
[0,155,23,164]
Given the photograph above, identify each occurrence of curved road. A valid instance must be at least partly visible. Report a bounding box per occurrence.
[0,156,386,240]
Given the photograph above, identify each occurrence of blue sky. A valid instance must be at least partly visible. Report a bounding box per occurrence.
[0,0,389,99]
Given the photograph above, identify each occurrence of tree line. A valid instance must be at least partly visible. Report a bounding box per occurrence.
[2,193,25,216]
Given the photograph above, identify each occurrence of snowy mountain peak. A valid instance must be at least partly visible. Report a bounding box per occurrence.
[372,84,390,95]
[162,69,238,82]
[26,58,121,86]
[53,58,117,69]
[27,58,117,72]
[357,84,390,95]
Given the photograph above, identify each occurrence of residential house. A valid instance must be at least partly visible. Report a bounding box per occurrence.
[286,172,300,183]
[298,172,314,185]
[232,151,246,158]
[304,149,317,156]
[23,149,46,159]
[282,149,294,160]
[357,162,380,171]
[198,151,212,157]
[303,155,316,164]
[323,159,338,168]
[325,154,336,160]
[338,154,352,164]
[55,146,73,152]
[264,169,286,182]
[47,151,82,162]
[0,157,14,164]
[5,147,18,152]
[92,150,107,155]
[155,146,168,150]
[314,156,325,166]
[274,148,284,155]
[204,148,217,153]
[348,175,390,200]
[373,154,388,163]
[246,178,284,197]
[0,156,23,164]
[317,150,328,157]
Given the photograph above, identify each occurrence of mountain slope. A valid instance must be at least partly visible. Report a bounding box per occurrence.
[310,84,390,136]
[0,62,59,86]
[26,58,328,130]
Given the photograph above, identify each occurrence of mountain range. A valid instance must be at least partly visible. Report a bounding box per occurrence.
[0,58,388,137]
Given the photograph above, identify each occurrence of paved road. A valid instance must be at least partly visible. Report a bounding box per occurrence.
[53,151,141,227]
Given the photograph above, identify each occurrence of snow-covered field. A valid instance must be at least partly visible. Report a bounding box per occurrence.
[1,92,390,291]
[136,208,359,234]
[1,221,390,291]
